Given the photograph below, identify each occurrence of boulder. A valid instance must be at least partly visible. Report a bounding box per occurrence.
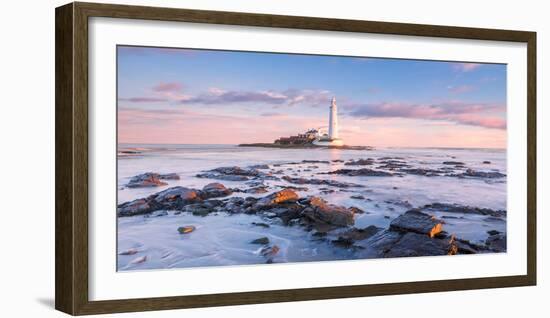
[389,210,443,238]
[383,232,457,258]
[422,202,506,218]
[486,233,506,252]
[117,198,158,217]
[345,158,374,166]
[326,168,394,177]
[126,172,168,188]
[177,225,196,234]
[302,197,355,227]
[460,169,506,179]
[201,183,232,199]
[251,237,270,245]
[255,189,299,208]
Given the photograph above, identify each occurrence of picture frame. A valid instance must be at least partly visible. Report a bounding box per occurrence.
[55,1,537,315]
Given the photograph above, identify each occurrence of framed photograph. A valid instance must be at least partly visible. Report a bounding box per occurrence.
[55,2,536,315]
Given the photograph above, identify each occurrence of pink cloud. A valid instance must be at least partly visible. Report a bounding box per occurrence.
[347,101,505,129]
[118,97,168,103]
[152,82,183,93]
[452,63,482,72]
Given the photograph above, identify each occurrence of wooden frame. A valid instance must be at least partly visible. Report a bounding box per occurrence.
[55,1,537,315]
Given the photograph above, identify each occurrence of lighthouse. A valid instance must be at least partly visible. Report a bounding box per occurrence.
[328,96,339,140]
[313,96,344,146]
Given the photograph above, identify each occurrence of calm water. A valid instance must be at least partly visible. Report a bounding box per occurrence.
[117,144,506,271]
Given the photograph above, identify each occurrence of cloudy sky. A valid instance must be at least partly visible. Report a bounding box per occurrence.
[117,45,507,148]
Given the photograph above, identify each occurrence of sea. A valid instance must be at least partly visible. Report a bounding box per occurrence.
[117,144,506,271]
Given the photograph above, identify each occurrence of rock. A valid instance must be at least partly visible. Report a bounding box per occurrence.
[126,172,168,188]
[302,197,355,227]
[383,232,457,258]
[117,198,157,216]
[422,202,506,218]
[399,168,444,176]
[196,166,262,181]
[244,186,269,194]
[255,189,299,208]
[482,161,492,164]
[338,225,382,243]
[146,210,168,218]
[302,160,329,164]
[154,186,200,204]
[262,202,304,224]
[325,168,394,177]
[251,237,270,245]
[345,158,374,166]
[129,255,147,264]
[184,200,223,216]
[177,226,196,234]
[251,222,270,228]
[260,245,280,257]
[459,169,506,179]
[486,233,506,252]
[249,164,270,170]
[487,230,501,236]
[202,183,232,198]
[159,173,180,180]
[385,199,413,209]
[350,195,365,200]
[389,210,443,238]
[282,176,364,188]
[118,248,139,255]
[349,206,365,214]
[442,161,465,165]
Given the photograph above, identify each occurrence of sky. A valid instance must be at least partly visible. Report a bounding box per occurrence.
[117,45,507,148]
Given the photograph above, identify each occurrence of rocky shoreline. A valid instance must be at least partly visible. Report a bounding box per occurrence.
[118,161,507,264]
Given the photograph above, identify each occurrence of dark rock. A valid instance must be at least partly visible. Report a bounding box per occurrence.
[350,195,365,200]
[282,175,364,188]
[422,202,506,218]
[118,198,158,216]
[457,168,506,179]
[389,210,443,238]
[302,160,330,164]
[184,200,223,216]
[251,237,270,245]
[345,158,374,166]
[126,172,168,188]
[255,189,299,209]
[482,161,492,164]
[383,232,457,258]
[302,197,355,227]
[249,164,270,170]
[338,225,382,242]
[325,168,394,177]
[487,230,501,236]
[177,225,196,234]
[349,206,365,214]
[442,161,465,165]
[159,173,180,180]
[251,222,270,228]
[384,199,413,209]
[260,245,280,257]
[118,184,234,217]
[399,168,444,176]
[486,233,506,252]
[202,183,232,198]
[196,166,262,181]
[244,186,269,194]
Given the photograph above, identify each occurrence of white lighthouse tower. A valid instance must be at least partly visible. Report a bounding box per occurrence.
[313,96,344,146]
[328,96,339,140]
